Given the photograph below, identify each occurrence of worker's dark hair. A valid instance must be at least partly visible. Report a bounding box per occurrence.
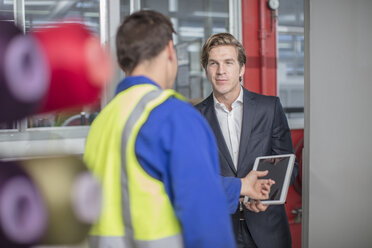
[116,10,176,74]
[201,33,246,70]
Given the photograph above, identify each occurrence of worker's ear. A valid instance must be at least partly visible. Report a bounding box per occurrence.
[166,40,177,63]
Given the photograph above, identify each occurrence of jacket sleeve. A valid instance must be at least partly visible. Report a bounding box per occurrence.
[166,105,236,248]
[220,176,241,213]
[272,97,299,184]
[135,100,237,248]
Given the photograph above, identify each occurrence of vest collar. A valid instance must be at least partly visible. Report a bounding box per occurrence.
[115,76,161,95]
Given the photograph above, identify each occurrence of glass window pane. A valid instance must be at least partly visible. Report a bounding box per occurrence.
[278,0,304,120]
[120,0,130,21]
[278,0,304,27]
[24,0,100,33]
[0,0,14,20]
[139,0,229,101]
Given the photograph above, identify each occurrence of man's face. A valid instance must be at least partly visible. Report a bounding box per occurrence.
[206,45,244,98]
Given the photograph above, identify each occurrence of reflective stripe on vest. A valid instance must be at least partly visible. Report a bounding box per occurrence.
[84,84,184,248]
[89,234,183,248]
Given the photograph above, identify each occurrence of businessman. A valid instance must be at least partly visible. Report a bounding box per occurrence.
[196,33,298,248]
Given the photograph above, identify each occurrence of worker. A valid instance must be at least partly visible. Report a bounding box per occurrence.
[84,10,273,248]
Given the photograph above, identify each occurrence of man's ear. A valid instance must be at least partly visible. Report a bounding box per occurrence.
[239,64,246,79]
[167,40,177,62]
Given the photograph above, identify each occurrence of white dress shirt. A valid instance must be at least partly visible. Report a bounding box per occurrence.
[213,87,243,169]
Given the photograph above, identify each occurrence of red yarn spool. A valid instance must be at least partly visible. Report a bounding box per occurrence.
[32,22,112,113]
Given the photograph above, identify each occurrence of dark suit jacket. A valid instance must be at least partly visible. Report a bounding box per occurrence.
[195,88,298,248]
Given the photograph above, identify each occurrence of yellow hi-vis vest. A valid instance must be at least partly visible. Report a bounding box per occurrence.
[84,84,184,248]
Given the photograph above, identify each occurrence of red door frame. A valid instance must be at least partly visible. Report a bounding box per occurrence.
[241,0,277,96]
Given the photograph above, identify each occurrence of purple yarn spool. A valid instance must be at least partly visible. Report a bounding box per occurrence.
[0,161,47,248]
[71,171,102,224]
[0,21,49,122]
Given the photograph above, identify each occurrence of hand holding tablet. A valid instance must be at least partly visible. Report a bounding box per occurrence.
[240,170,275,200]
[244,154,296,205]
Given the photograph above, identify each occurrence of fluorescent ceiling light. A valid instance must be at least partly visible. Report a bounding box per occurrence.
[277,26,304,34]
[25,10,50,15]
[193,11,228,18]
[4,0,54,5]
[84,12,99,18]
[25,1,55,6]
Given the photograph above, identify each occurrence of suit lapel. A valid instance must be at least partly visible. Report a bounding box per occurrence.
[203,94,237,174]
[237,89,257,172]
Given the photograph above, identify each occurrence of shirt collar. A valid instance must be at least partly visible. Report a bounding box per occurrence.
[115,75,161,95]
[213,85,244,109]
[236,86,244,104]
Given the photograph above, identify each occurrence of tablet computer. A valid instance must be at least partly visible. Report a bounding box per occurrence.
[244,154,295,205]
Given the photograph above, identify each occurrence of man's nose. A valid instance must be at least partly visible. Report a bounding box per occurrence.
[217,64,225,74]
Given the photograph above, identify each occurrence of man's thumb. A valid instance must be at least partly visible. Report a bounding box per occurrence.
[254,170,269,177]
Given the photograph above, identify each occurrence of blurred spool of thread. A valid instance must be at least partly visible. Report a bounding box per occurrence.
[21,155,102,245]
[0,161,47,248]
[32,22,113,113]
[0,21,50,122]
